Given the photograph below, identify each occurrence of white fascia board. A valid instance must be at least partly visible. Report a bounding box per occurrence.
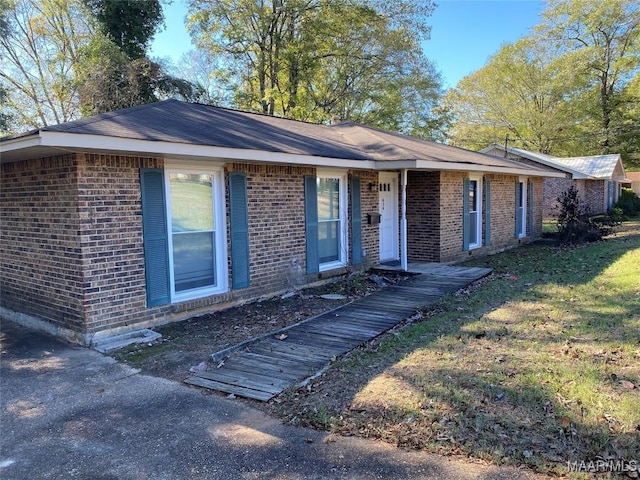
[38,131,377,169]
[380,159,565,178]
[0,134,42,152]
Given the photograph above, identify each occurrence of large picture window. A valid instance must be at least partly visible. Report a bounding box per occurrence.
[166,167,227,300]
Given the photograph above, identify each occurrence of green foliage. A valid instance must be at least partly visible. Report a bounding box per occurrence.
[614,188,640,217]
[447,0,640,169]
[446,36,580,153]
[556,185,614,245]
[82,0,163,60]
[186,0,446,138]
[76,2,202,115]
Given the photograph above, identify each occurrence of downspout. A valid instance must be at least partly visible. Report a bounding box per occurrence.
[401,169,408,271]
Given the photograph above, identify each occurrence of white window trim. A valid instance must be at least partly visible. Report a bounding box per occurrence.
[164,162,228,302]
[317,169,348,272]
[517,177,527,239]
[469,174,483,249]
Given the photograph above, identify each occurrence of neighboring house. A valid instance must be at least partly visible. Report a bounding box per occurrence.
[1,100,562,345]
[481,145,627,218]
[626,172,640,196]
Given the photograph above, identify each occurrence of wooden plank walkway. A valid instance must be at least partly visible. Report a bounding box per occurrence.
[185,264,492,401]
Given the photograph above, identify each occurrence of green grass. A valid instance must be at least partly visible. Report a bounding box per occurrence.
[275,221,640,477]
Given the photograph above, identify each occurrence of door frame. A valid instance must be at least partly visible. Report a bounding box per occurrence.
[378,172,399,262]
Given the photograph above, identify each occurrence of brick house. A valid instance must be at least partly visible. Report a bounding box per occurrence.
[1,100,562,345]
[626,172,640,196]
[481,145,627,219]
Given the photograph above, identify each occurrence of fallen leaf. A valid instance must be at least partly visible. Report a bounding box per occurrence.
[620,380,636,390]
[560,415,571,428]
[189,361,208,373]
[276,333,288,341]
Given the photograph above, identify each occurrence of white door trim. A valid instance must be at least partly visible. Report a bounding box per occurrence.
[379,172,399,262]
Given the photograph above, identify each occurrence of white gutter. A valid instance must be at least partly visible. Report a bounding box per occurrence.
[3,131,565,178]
[400,169,408,271]
[376,160,565,178]
[0,134,42,152]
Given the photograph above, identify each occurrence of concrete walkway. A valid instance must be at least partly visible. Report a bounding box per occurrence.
[1,320,550,480]
[187,264,492,401]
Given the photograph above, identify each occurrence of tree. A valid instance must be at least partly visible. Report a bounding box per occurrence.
[82,0,163,59]
[77,0,202,115]
[0,0,93,131]
[539,0,640,156]
[446,37,580,154]
[446,0,640,168]
[186,0,445,138]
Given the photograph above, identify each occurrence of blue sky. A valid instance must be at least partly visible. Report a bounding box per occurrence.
[150,0,546,89]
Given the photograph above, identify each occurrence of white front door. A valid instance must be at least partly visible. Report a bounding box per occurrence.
[379,173,398,262]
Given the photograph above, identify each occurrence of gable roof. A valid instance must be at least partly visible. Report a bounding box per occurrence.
[1,100,561,177]
[481,144,625,181]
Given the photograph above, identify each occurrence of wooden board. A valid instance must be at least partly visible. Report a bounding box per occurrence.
[186,263,493,401]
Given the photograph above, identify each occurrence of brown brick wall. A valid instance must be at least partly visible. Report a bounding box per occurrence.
[1,155,85,332]
[2,156,381,339]
[439,171,465,262]
[351,169,380,266]
[2,151,546,340]
[76,153,163,333]
[584,180,605,214]
[436,173,543,263]
[542,177,575,219]
[226,163,312,296]
[406,171,440,262]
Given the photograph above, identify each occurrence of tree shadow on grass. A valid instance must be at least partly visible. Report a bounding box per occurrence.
[272,223,640,477]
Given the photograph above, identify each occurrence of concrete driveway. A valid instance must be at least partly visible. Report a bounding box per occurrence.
[1,320,548,480]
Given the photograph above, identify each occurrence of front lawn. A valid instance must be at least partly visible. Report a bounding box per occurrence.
[271,221,640,478]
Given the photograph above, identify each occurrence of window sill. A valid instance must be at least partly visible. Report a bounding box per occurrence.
[319,260,346,273]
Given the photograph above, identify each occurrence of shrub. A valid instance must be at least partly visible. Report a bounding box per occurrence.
[613,188,640,217]
[556,186,613,245]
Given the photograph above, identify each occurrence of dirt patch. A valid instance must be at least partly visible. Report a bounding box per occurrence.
[111,270,412,383]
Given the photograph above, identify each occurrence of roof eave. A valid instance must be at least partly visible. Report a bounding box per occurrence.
[3,131,379,169]
[378,159,565,177]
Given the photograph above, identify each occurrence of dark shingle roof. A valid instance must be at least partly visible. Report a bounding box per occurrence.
[3,100,550,173]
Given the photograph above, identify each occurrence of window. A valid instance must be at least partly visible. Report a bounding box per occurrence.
[516,179,527,238]
[465,175,482,249]
[166,167,227,300]
[317,171,347,270]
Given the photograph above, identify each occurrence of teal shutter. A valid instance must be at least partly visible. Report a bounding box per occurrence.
[462,177,470,251]
[140,169,170,307]
[351,176,362,265]
[607,181,612,211]
[304,175,319,274]
[515,179,522,238]
[483,179,491,246]
[229,172,250,289]
[527,179,534,236]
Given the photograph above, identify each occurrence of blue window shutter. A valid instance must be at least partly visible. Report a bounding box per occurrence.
[351,176,362,265]
[462,177,470,251]
[140,169,170,307]
[527,180,534,236]
[607,181,612,211]
[304,175,319,274]
[515,180,522,238]
[229,172,250,289]
[483,179,491,246]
